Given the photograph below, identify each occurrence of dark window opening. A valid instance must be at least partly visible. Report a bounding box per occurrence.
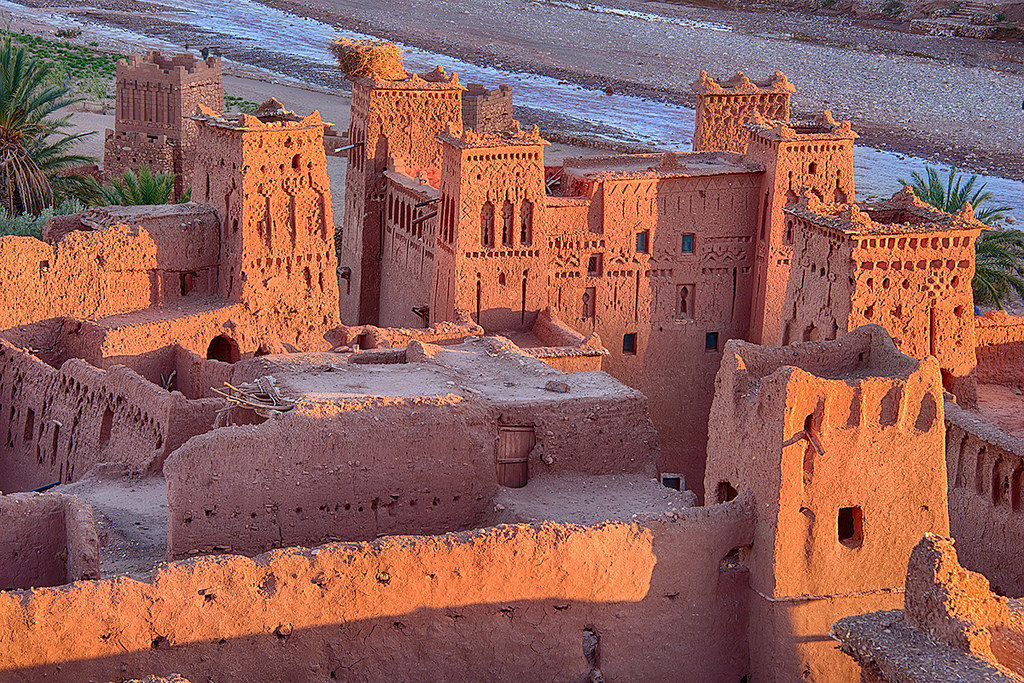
[587,254,602,277]
[99,407,113,447]
[635,231,649,253]
[717,481,737,503]
[681,233,694,253]
[838,506,863,548]
[808,162,818,175]
[292,154,301,169]
[179,271,196,296]
[622,333,637,355]
[660,474,682,491]
[705,331,719,351]
[206,335,240,364]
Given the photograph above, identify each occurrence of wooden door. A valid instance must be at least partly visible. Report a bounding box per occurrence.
[497,425,534,488]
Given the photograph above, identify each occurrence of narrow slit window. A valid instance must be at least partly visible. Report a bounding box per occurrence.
[681,233,694,253]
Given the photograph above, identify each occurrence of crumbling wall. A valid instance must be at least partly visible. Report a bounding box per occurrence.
[690,71,794,154]
[944,400,1024,597]
[0,509,753,682]
[0,492,99,591]
[833,534,1024,682]
[103,130,177,184]
[0,341,221,492]
[976,310,1024,387]
[0,227,156,332]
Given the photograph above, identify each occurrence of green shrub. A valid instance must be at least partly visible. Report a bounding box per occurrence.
[0,199,85,239]
[882,0,904,16]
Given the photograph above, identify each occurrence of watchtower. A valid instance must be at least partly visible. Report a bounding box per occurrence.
[743,112,857,345]
[432,123,548,330]
[705,325,950,682]
[339,67,464,325]
[104,51,223,198]
[691,71,794,154]
[191,99,339,331]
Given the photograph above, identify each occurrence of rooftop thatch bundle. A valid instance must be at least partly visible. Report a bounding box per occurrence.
[330,38,407,81]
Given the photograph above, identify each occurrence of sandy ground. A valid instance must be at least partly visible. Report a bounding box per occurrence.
[61,471,168,580]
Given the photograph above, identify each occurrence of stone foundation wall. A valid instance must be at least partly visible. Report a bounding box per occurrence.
[0,510,753,682]
[0,492,99,591]
[944,400,1024,597]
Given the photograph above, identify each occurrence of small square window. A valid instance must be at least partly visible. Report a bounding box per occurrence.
[705,332,719,351]
[623,333,637,354]
[681,233,695,253]
[635,231,649,253]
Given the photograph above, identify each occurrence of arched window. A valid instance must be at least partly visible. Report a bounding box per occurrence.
[206,335,239,364]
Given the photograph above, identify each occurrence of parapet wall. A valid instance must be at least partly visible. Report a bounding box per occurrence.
[0,508,754,682]
[0,341,221,492]
[944,400,1024,597]
[975,310,1024,386]
[0,492,99,590]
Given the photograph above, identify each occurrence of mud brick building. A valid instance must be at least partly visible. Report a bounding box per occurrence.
[104,51,223,198]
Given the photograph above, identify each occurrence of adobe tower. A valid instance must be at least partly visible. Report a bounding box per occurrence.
[104,51,223,198]
[339,66,464,325]
[191,99,340,338]
[691,71,795,154]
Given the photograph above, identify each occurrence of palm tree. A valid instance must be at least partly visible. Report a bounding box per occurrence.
[0,33,94,214]
[898,165,1010,226]
[898,165,1022,309]
[93,164,190,206]
[973,228,1024,309]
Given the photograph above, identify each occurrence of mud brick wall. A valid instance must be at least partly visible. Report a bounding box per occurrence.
[0,509,754,682]
[975,310,1024,387]
[944,400,1024,597]
[164,378,659,557]
[0,492,99,591]
[0,342,221,492]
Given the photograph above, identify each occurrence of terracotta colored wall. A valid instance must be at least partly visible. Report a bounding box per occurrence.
[690,71,793,154]
[340,77,462,325]
[0,341,221,492]
[743,121,856,345]
[976,311,1024,386]
[0,227,156,332]
[378,170,438,328]
[704,326,950,682]
[0,492,99,591]
[0,512,753,682]
[944,401,1024,597]
[164,382,659,557]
